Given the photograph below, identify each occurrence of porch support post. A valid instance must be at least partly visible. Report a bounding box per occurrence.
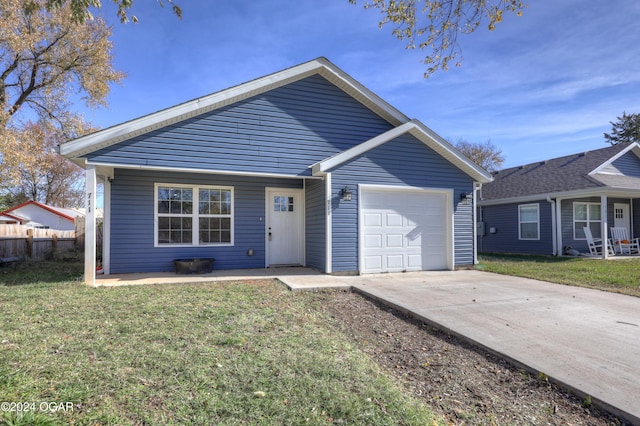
[630,198,635,238]
[473,182,480,264]
[84,166,97,285]
[547,197,557,256]
[325,172,332,274]
[103,175,111,275]
[555,198,563,256]
[601,194,608,259]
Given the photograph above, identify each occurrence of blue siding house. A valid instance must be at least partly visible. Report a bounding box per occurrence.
[59,58,492,284]
[479,142,640,257]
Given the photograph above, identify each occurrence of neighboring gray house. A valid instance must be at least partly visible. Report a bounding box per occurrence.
[478,142,640,256]
[59,58,492,284]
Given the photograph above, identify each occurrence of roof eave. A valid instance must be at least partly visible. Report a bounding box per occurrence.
[479,187,640,206]
[1,200,76,222]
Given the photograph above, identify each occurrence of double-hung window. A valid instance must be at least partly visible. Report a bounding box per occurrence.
[155,184,233,246]
[573,202,601,240]
[518,204,539,240]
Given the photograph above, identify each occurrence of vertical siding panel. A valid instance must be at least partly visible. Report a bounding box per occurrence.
[330,134,476,272]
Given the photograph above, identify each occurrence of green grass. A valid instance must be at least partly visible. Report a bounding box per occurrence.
[0,264,438,426]
[478,253,640,296]
[0,257,84,286]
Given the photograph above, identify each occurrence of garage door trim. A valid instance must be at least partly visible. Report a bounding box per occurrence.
[358,184,454,274]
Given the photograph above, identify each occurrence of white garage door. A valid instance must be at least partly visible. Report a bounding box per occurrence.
[360,187,451,273]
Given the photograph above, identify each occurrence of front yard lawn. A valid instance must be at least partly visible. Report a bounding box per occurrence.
[0,263,436,425]
[478,253,640,297]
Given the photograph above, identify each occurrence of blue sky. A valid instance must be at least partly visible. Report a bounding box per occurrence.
[82,0,640,168]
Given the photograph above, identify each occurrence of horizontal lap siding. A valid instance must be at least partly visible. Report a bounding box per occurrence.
[330,134,475,273]
[109,169,302,273]
[479,202,553,255]
[87,75,393,176]
[305,179,326,271]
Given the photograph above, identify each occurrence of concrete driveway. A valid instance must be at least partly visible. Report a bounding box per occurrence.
[312,270,639,424]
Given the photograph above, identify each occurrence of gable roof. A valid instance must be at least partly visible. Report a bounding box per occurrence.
[481,142,640,202]
[0,212,23,223]
[311,119,493,183]
[0,201,81,223]
[59,57,410,160]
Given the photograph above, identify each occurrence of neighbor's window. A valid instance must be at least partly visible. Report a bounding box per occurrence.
[573,202,601,240]
[156,184,233,246]
[518,204,539,240]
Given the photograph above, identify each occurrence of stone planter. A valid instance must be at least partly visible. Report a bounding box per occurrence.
[173,258,215,274]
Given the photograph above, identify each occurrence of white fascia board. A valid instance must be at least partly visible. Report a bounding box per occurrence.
[60,57,409,159]
[85,161,322,180]
[312,119,493,183]
[589,142,640,175]
[316,61,408,126]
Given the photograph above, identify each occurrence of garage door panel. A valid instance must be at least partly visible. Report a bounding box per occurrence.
[407,254,423,268]
[387,255,403,270]
[405,217,418,227]
[364,213,382,227]
[386,213,403,227]
[364,255,382,270]
[364,234,382,248]
[361,188,450,273]
[386,234,404,247]
[406,235,422,247]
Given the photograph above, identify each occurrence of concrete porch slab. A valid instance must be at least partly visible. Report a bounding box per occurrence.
[95,267,350,289]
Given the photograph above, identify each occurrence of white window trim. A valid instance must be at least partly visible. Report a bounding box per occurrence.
[154,183,234,247]
[572,201,601,241]
[518,203,540,241]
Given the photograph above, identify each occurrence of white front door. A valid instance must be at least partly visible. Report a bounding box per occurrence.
[614,203,631,230]
[266,188,304,266]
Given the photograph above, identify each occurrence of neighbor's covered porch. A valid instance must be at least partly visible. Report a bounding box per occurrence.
[555,191,640,258]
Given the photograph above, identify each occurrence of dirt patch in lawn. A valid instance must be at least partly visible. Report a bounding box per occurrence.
[309,288,628,425]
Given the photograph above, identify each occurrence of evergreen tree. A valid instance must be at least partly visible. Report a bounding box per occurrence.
[604,112,640,145]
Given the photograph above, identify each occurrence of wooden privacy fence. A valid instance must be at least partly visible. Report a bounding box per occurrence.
[0,224,76,261]
[73,217,103,252]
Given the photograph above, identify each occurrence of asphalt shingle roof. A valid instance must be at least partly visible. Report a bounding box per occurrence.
[482,143,633,201]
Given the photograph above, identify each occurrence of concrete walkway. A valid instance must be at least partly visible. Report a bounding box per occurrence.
[97,268,640,424]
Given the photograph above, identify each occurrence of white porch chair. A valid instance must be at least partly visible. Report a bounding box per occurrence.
[583,227,615,256]
[609,227,640,255]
